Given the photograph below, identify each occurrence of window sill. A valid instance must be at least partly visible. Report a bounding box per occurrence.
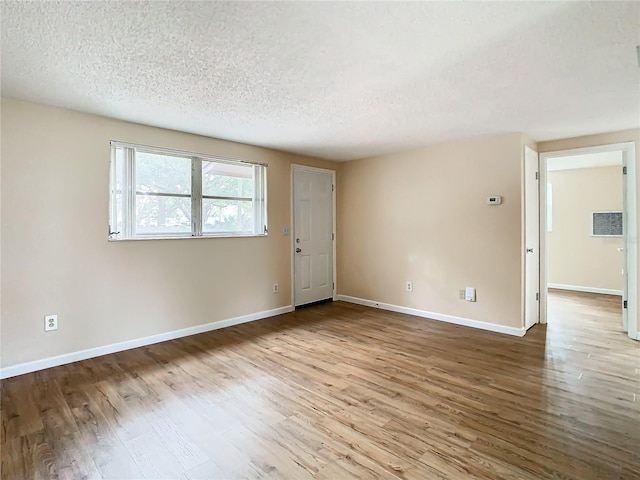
[108,233,268,242]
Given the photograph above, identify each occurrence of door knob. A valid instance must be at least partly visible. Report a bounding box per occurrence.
[526,248,534,253]
[296,248,302,253]
[617,247,625,252]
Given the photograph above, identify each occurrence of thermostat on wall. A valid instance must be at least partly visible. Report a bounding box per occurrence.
[487,196,502,205]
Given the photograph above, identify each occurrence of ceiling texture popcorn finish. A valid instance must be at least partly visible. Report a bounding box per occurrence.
[2,1,639,161]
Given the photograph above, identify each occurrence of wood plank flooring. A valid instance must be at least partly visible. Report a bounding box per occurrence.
[2,291,639,479]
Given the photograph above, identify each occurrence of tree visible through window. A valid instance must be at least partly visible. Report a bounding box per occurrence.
[109,142,267,240]
[202,161,255,234]
[136,152,192,235]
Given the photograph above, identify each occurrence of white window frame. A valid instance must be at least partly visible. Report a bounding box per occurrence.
[109,141,268,240]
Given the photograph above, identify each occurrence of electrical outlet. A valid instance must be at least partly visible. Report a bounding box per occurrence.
[45,314,58,331]
[459,289,465,299]
[273,283,279,293]
[405,281,413,292]
[465,287,476,302]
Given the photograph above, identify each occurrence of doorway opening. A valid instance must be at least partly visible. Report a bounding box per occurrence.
[539,143,637,340]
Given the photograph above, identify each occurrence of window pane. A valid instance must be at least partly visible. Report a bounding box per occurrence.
[115,147,125,192]
[136,151,191,195]
[202,199,253,233]
[135,195,191,235]
[202,161,253,198]
[109,141,267,240]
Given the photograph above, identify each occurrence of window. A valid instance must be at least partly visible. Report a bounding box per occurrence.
[592,211,623,237]
[109,142,267,240]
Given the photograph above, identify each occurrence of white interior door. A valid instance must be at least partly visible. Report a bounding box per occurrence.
[293,167,334,307]
[622,158,629,333]
[524,146,540,330]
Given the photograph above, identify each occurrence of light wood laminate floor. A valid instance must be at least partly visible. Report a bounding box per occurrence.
[2,291,639,479]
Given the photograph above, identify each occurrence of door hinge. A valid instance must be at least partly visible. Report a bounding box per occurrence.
[332,233,335,241]
[535,172,539,180]
[333,282,335,290]
[332,184,334,192]
[536,293,539,301]
[623,166,627,175]
[624,300,628,309]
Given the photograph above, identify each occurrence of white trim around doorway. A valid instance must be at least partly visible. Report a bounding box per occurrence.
[539,142,637,340]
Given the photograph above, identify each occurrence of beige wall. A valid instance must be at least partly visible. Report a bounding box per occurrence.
[0,98,337,368]
[337,133,524,329]
[3,98,636,369]
[547,166,623,291]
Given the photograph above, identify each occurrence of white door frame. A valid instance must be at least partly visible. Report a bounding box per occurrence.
[539,142,637,340]
[523,146,540,330]
[291,164,337,307]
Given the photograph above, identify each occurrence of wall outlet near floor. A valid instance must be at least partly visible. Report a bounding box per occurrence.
[459,289,466,299]
[44,314,58,331]
[273,283,279,293]
[465,287,476,302]
[405,281,413,292]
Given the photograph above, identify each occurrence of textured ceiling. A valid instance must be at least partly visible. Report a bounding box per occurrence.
[2,1,639,161]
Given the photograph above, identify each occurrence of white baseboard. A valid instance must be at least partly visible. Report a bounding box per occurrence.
[0,305,294,380]
[335,295,525,337]
[547,283,622,296]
